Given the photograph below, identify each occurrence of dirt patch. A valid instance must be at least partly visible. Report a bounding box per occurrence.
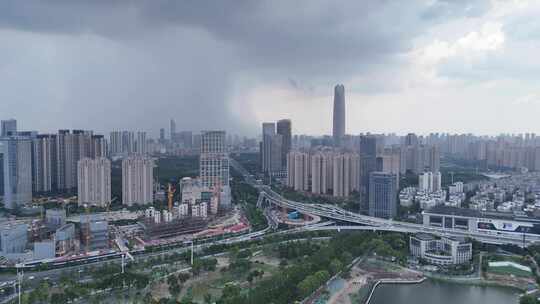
[326,259,423,304]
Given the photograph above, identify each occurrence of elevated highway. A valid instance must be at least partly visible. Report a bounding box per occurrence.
[230,158,539,247]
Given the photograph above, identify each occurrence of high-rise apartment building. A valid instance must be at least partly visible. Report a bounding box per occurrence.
[286,151,310,191]
[399,133,440,174]
[77,157,111,207]
[368,172,398,219]
[332,153,360,197]
[1,119,17,137]
[122,156,154,206]
[200,131,229,189]
[311,152,333,195]
[109,131,123,156]
[276,119,292,168]
[91,135,107,158]
[136,131,147,155]
[109,131,146,156]
[418,171,442,193]
[0,136,32,209]
[332,84,345,146]
[405,133,419,146]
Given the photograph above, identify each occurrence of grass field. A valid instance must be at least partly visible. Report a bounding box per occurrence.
[488,265,533,277]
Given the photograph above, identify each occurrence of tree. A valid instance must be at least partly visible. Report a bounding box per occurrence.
[204,293,212,304]
[329,259,343,275]
[221,284,241,299]
[178,272,190,283]
[520,295,538,304]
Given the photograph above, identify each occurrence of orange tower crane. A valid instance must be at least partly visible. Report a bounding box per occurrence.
[167,183,176,212]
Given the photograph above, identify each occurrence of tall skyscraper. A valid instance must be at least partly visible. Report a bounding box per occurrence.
[0,136,32,209]
[368,172,398,219]
[56,130,70,190]
[261,123,276,173]
[359,135,377,211]
[200,131,229,188]
[159,128,165,142]
[32,134,58,193]
[122,156,154,206]
[276,119,292,168]
[1,119,17,137]
[77,157,111,207]
[332,84,345,146]
[170,119,176,140]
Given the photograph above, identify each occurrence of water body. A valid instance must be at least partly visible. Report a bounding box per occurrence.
[369,280,519,304]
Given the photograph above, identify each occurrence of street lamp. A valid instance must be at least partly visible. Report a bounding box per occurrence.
[15,264,23,304]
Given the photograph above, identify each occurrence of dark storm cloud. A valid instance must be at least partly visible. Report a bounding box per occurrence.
[0,1,491,135]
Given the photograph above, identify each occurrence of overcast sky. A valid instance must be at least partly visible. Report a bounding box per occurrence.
[1,0,539,137]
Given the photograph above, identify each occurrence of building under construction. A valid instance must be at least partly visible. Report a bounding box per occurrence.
[80,215,110,251]
[139,217,208,240]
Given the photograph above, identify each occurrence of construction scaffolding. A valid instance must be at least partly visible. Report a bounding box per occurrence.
[138,217,207,240]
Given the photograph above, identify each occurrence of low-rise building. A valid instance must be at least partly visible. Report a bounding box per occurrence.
[410,233,472,266]
[33,241,55,260]
[45,209,67,230]
[55,223,75,256]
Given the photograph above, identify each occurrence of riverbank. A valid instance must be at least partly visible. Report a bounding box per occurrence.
[424,271,532,293]
[364,277,426,304]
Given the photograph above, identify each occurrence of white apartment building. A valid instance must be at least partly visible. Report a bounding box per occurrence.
[287,151,310,191]
[77,157,111,207]
[178,203,189,217]
[200,131,229,189]
[418,171,442,193]
[122,156,154,206]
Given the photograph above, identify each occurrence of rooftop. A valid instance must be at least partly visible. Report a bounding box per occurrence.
[424,205,540,223]
[413,233,436,241]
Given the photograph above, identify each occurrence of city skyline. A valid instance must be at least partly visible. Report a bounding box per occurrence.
[1,1,540,136]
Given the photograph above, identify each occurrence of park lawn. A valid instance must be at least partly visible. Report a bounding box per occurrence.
[488,265,533,278]
[180,256,280,302]
[364,258,401,272]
